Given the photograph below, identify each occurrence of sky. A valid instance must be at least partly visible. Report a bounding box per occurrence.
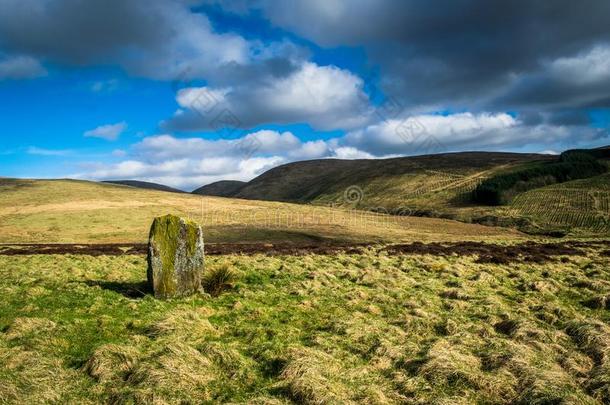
[1,0,609,191]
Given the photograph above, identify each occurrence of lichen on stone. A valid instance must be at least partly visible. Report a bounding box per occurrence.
[147,214,205,299]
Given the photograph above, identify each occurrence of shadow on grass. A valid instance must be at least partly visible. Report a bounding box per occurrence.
[85,280,151,298]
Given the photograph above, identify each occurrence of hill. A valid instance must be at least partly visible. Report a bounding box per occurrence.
[0,178,519,244]
[230,152,553,203]
[102,180,185,193]
[194,149,610,235]
[192,180,246,196]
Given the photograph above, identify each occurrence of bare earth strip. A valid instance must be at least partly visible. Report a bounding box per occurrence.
[1,240,608,263]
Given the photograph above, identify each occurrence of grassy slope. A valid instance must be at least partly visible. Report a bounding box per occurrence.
[233,151,551,204]
[1,248,609,403]
[0,179,519,244]
[220,151,608,235]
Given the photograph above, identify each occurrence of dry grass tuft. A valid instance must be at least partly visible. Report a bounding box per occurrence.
[565,319,610,402]
[227,396,292,404]
[565,319,610,363]
[146,308,217,341]
[83,343,140,383]
[419,339,481,388]
[439,289,470,300]
[4,317,56,341]
[202,264,238,297]
[279,347,351,404]
[0,342,79,403]
[502,341,591,404]
[125,342,216,403]
[199,341,256,382]
[515,366,582,404]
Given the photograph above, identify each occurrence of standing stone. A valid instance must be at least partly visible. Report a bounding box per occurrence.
[147,214,205,299]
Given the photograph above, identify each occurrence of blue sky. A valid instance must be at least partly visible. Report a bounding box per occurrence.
[0,0,609,190]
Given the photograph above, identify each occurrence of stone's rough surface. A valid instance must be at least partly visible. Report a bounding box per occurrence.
[147,214,205,299]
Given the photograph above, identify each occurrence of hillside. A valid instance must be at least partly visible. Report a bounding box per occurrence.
[103,180,185,193]
[231,152,552,203]
[192,180,246,197]
[508,172,610,233]
[0,179,519,244]
[192,150,610,235]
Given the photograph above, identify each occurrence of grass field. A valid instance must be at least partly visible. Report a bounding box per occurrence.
[0,179,521,244]
[1,177,610,404]
[1,246,609,403]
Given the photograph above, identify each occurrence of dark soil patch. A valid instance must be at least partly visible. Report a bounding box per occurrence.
[0,243,146,256]
[382,241,603,264]
[494,319,521,336]
[0,240,608,262]
[0,242,369,257]
[582,295,610,310]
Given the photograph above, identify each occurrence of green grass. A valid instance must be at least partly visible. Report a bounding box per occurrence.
[1,175,609,403]
[1,249,609,403]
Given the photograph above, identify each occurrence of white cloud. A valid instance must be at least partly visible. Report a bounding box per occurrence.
[342,113,517,155]
[341,112,608,156]
[75,129,336,189]
[91,79,119,93]
[549,45,610,86]
[27,146,71,156]
[0,54,46,80]
[76,154,286,191]
[84,122,127,141]
[132,130,327,162]
[288,140,330,160]
[165,62,373,131]
[73,116,610,190]
[332,146,375,160]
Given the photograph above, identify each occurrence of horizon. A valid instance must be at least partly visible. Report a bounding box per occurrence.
[1,0,610,190]
[2,147,576,193]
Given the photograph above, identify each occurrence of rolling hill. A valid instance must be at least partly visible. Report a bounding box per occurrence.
[191,149,610,235]
[0,178,519,244]
[192,180,246,197]
[103,180,185,193]
[214,151,553,202]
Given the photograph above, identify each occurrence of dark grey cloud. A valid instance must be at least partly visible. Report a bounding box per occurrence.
[257,0,610,112]
[495,46,610,110]
[0,0,171,64]
[0,0,283,82]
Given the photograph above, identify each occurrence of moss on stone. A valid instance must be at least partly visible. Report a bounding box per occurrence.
[147,214,204,299]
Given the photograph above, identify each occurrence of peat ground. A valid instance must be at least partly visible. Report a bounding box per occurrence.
[1,240,609,264]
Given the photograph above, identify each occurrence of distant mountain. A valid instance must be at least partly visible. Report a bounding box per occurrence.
[103,180,185,193]
[192,180,246,197]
